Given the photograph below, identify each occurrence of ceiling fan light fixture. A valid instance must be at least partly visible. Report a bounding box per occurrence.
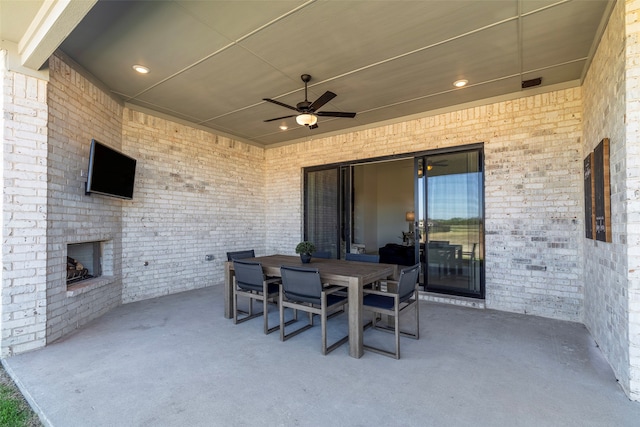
[296,113,318,126]
[263,74,355,129]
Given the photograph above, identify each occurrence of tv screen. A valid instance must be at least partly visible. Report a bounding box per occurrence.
[86,139,137,200]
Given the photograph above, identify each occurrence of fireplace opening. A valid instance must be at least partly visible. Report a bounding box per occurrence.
[67,242,102,285]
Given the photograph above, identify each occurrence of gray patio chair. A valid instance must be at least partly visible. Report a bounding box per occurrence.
[279,265,349,355]
[227,249,255,261]
[362,263,420,359]
[345,253,380,263]
[312,251,332,259]
[232,259,279,334]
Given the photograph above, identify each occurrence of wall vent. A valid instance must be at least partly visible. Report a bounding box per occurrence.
[522,77,542,89]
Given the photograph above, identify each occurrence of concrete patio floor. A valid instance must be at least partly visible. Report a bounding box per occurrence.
[3,284,640,427]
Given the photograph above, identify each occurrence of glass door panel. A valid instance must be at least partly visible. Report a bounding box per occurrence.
[304,167,340,258]
[423,150,483,297]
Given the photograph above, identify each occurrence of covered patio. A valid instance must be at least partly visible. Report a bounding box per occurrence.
[4,285,639,427]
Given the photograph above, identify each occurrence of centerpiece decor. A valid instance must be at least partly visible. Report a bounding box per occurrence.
[295,241,316,264]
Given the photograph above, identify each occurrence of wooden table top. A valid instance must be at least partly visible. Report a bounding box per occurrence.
[229,254,397,286]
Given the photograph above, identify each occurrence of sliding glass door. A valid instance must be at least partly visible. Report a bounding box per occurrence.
[303,147,484,299]
[418,150,483,297]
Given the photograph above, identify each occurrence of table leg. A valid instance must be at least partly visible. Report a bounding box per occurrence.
[224,262,233,319]
[348,276,364,358]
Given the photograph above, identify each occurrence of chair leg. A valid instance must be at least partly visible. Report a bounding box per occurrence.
[263,294,279,335]
[279,292,286,341]
[397,301,420,340]
[280,309,314,342]
[234,293,268,325]
[263,295,268,334]
[394,308,400,359]
[415,297,420,340]
[321,305,349,355]
[321,305,327,355]
[280,296,310,342]
[233,290,238,324]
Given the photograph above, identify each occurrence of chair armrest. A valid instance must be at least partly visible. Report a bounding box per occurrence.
[324,285,348,296]
[363,288,398,297]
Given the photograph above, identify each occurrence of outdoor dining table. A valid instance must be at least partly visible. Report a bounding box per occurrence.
[224,254,397,358]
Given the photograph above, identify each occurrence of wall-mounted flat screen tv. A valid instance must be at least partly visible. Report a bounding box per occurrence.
[86,139,137,200]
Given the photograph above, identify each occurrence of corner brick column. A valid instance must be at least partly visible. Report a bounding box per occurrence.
[0,50,49,356]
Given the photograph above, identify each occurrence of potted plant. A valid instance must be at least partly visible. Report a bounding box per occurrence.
[295,241,316,264]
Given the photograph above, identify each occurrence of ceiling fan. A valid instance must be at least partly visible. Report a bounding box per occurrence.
[263,74,356,129]
[427,160,448,170]
[418,160,448,177]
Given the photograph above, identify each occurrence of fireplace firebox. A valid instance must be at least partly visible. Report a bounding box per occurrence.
[67,242,102,285]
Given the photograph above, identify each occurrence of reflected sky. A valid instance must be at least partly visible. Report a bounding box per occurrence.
[421,172,481,220]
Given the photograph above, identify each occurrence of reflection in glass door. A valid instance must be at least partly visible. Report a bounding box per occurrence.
[418,150,483,297]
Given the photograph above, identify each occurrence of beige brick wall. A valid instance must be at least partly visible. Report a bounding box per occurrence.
[1,51,49,356]
[582,0,632,398]
[266,89,585,321]
[624,0,640,401]
[121,110,267,302]
[45,53,124,343]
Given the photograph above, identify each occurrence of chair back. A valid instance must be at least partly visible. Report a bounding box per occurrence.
[227,249,255,261]
[233,260,264,292]
[312,251,332,259]
[397,263,420,302]
[345,253,380,263]
[468,243,477,260]
[280,265,323,305]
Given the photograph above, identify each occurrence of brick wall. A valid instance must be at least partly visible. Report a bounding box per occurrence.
[581,0,631,398]
[120,110,266,302]
[265,90,585,322]
[45,53,124,343]
[0,51,49,356]
[624,0,640,402]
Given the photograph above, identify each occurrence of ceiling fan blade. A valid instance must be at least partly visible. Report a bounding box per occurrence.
[316,111,357,118]
[263,98,299,112]
[309,91,336,111]
[264,114,296,122]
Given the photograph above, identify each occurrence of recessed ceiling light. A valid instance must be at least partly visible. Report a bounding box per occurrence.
[133,65,150,74]
[279,124,288,130]
[453,79,468,88]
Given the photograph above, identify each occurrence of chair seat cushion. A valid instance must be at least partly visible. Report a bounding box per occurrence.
[326,294,347,307]
[286,293,346,307]
[363,294,395,310]
[238,282,279,294]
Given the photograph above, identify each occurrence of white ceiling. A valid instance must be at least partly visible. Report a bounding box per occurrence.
[1,0,614,147]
